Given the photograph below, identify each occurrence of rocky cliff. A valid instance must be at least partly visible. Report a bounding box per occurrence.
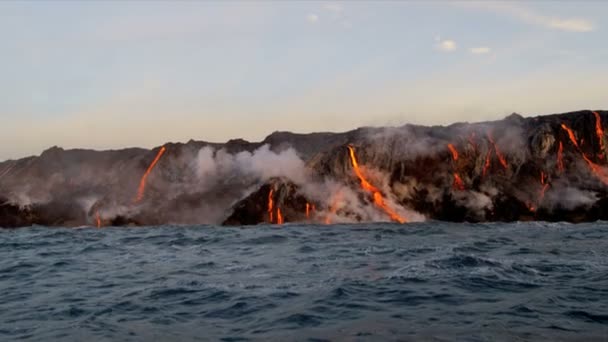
[2,110,608,228]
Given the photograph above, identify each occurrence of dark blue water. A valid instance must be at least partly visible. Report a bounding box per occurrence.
[1,222,607,341]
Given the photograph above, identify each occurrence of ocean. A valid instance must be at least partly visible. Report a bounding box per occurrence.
[1,222,607,341]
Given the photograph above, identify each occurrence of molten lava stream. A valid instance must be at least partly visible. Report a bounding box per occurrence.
[267,189,274,223]
[482,150,492,177]
[346,145,407,223]
[276,207,284,225]
[453,173,465,191]
[593,111,605,159]
[561,123,608,185]
[487,133,508,169]
[447,143,459,161]
[305,202,311,219]
[134,146,167,203]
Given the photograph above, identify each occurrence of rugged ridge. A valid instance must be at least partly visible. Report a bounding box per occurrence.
[2,110,608,228]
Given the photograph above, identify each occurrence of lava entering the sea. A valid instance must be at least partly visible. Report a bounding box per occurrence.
[134,146,167,203]
[267,188,274,223]
[347,145,407,223]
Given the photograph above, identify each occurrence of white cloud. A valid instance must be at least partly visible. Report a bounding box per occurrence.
[470,47,491,54]
[457,2,594,33]
[436,39,457,52]
[307,13,319,24]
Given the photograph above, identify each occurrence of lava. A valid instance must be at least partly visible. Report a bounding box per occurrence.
[447,143,459,161]
[557,141,565,173]
[487,133,508,169]
[306,202,310,218]
[267,188,274,223]
[561,124,580,149]
[134,146,167,203]
[277,207,284,224]
[347,145,407,223]
[593,111,605,159]
[482,150,492,177]
[453,173,465,191]
[560,123,608,185]
[95,211,101,228]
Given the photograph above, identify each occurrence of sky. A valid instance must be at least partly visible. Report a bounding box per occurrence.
[0,1,607,160]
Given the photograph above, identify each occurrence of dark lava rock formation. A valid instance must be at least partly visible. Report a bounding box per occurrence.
[2,109,608,227]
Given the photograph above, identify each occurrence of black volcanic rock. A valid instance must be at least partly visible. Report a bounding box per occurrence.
[2,109,608,227]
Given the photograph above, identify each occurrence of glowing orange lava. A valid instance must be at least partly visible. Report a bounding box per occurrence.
[447,143,459,161]
[277,207,284,224]
[557,141,565,173]
[267,188,274,223]
[560,123,608,185]
[347,145,407,223]
[453,173,465,191]
[134,146,166,203]
[593,111,605,159]
[487,133,507,169]
[483,150,492,177]
[561,124,580,149]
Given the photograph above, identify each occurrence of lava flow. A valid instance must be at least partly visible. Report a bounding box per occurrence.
[447,143,459,161]
[134,146,166,203]
[487,133,508,169]
[447,143,465,191]
[267,188,274,223]
[482,150,492,177]
[561,123,608,185]
[276,207,284,224]
[593,111,605,159]
[347,145,407,223]
[453,173,465,191]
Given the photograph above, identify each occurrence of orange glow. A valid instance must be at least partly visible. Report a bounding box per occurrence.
[581,154,608,186]
[276,207,284,224]
[560,123,608,185]
[95,211,101,228]
[135,146,166,203]
[447,143,459,161]
[593,111,605,159]
[557,141,565,173]
[267,189,274,223]
[306,203,310,218]
[561,124,580,149]
[453,173,465,191]
[482,150,492,177]
[487,133,507,169]
[347,145,407,223]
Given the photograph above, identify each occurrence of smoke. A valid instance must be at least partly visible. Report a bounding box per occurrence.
[545,187,598,210]
[194,144,307,190]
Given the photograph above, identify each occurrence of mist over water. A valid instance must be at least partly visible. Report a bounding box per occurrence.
[1,222,607,341]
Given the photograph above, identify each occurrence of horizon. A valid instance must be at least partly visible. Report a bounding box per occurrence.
[2,108,603,161]
[1,1,607,160]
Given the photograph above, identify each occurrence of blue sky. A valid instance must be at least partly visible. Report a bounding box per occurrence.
[0,1,606,160]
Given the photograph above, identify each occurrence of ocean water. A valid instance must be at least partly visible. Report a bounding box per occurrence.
[1,222,607,341]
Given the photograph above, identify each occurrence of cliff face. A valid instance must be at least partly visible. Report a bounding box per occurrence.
[1,110,608,228]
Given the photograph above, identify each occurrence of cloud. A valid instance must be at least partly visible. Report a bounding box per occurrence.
[458,2,594,33]
[470,47,491,54]
[307,14,319,24]
[435,39,457,52]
